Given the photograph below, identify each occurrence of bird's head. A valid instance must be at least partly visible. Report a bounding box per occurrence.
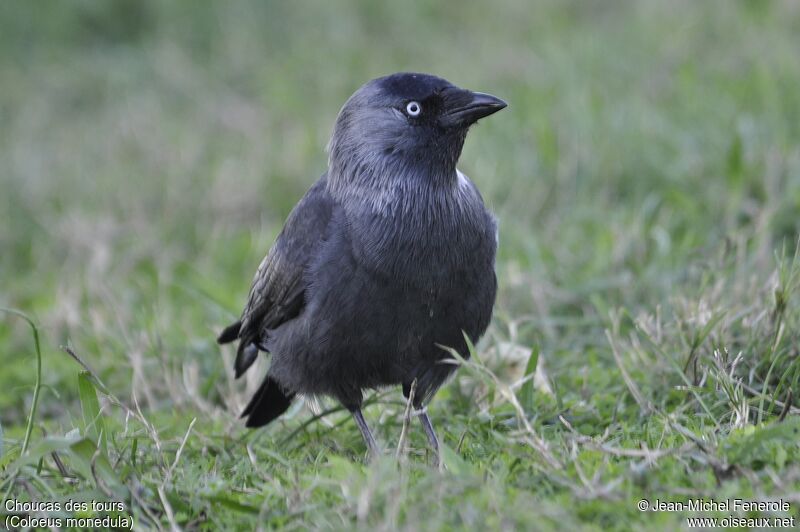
[327,73,506,195]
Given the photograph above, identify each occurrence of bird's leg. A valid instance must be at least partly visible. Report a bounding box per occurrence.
[417,408,441,468]
[402,381,441,468]
[350,407,380,459]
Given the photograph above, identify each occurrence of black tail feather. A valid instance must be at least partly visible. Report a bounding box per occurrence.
[242,376,295,428]
[218,320,261,378]
[235,343,259,379]
[217,321,241,344]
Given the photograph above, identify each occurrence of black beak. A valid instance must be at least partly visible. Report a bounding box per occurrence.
[440,90,507,128]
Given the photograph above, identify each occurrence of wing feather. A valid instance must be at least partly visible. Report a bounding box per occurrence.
[227,175,334,376]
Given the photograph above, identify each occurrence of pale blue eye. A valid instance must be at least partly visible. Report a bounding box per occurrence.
[406,101,421,116]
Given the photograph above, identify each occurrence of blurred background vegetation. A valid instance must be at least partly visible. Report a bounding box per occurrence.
[2,0,799,529]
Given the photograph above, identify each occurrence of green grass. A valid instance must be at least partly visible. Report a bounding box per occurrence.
[2,0,800,529]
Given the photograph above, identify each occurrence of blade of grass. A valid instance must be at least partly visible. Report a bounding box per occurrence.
[78,370,108,454]
[519,344,540,412]
[1,308,43,456]
[0,308,44,501]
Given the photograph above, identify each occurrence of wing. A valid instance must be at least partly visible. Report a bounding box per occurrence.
[220,174,334,377]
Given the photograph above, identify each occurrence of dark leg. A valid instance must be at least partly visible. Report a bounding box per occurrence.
[402,382,441,467]
[418,409,440,467]
[351,407,380,458]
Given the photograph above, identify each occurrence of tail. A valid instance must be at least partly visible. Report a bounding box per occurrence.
[241,376,295,428]
[217,320,259,378]
[217,321,241,344]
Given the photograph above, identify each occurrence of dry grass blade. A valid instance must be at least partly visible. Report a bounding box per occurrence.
[166,417,197,484]
[605,328,652,415]
[158,485,181,532]
[395,379,417,461]
[443,341,562,470]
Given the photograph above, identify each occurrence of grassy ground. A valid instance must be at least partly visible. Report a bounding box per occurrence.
[2,1,800,530]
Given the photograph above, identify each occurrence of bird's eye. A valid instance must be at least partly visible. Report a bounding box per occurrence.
[405,101,422,117]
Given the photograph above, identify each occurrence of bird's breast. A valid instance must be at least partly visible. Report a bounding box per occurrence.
[348,196,495,288]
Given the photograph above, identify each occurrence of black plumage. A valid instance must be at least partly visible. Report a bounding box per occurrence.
[218,73,506,460]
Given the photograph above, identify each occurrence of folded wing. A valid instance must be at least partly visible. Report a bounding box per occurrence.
[218,175,334,378]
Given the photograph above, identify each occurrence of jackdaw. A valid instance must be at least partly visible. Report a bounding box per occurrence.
[218,72,506,460]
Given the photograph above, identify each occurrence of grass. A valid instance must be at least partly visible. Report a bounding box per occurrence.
[2,0,800,529]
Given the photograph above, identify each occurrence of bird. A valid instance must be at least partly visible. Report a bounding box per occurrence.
[218,72,506,462]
